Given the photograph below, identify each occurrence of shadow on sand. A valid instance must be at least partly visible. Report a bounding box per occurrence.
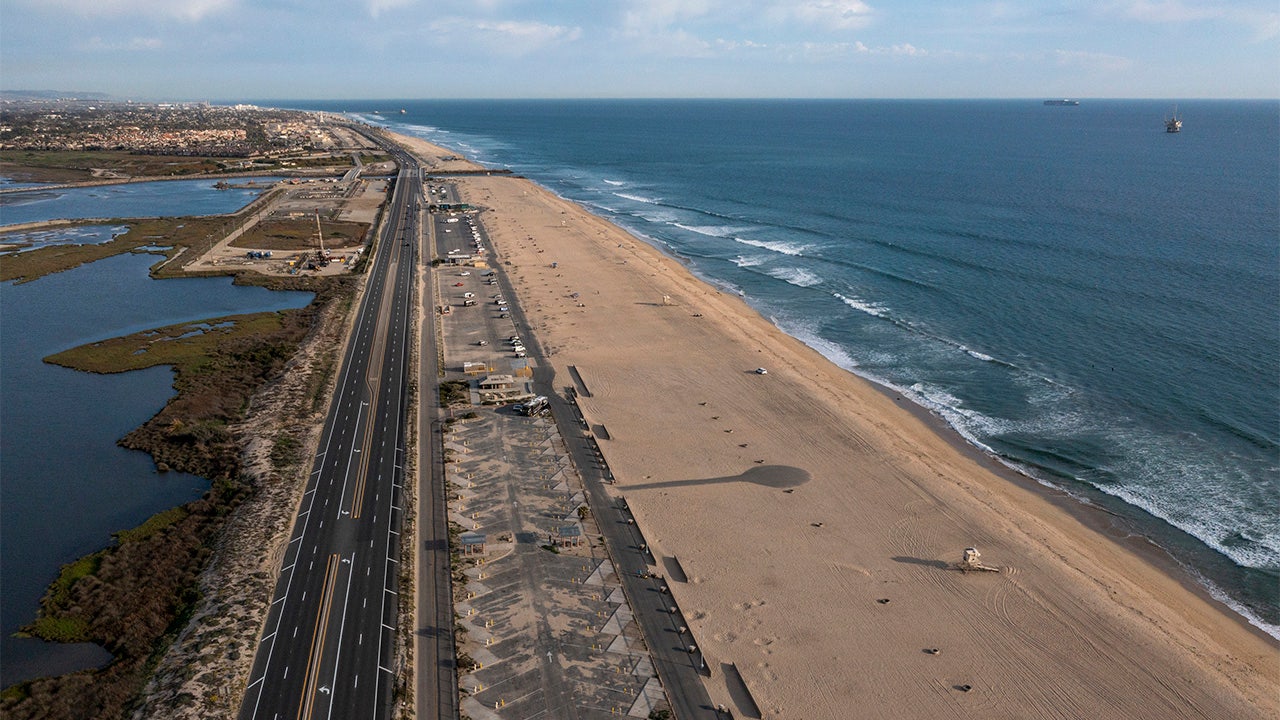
[623,465,811,492]
[891,556,954,570]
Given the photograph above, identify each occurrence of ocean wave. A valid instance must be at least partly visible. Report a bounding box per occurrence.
[777,320,859,371]
[401,122,439,134]
[732,255,767,268]
[964,347,995,362]
[614,191,661,205]
[768,267,823,287]
[628,208,681,224]
[581,200,620,214]
[603,179,626,186]
[835,288,1018,371]
[1099,434,1280,570]
[673,223,755,238]
[832,292,889,318]
[909,382,1022,439]
[734,237,807,256]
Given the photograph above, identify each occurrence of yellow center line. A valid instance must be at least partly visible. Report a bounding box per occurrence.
[296,553,340,720]
[351,244,401,519]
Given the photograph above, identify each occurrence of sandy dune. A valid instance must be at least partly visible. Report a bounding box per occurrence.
[402,136,1279,719]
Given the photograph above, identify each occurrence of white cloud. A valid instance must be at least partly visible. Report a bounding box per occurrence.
[24,0,234,21]
[791,1,875,30]
[714,38,768,52]
[846,41,927,56]
[427,18,582,55]
[1119,1,1279,41]
[474,19,582,44]
[795,41,856,60]
[621,0,718,31]
[364,0,414,19]
[784,39,926,61]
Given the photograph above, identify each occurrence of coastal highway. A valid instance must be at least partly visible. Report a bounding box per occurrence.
[239,150,421,720]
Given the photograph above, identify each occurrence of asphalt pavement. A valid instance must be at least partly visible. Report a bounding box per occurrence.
[477,211,722,720]
[239,149,421,720]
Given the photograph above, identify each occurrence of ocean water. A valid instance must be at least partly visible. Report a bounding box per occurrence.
[0,189,312,685]
[286,99,1278,634]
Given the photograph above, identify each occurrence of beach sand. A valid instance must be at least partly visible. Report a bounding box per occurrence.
[389,134,485,173]
[428,162,1279,719]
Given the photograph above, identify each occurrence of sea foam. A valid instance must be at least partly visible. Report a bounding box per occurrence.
[833,292,889,318]
[768,267,823,287]
[734,237,807,256]
[614,191,661,205]
[674,223,754,238]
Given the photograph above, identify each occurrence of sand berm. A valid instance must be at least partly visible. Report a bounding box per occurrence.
[393,131,1278,719]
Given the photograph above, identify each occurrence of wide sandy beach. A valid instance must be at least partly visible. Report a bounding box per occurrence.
[397,131,1277,718]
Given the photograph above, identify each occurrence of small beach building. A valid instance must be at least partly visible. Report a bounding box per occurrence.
[459,532,487,556]
[478,374,515,391]
[477,373,531,403]
[554,525,583,548]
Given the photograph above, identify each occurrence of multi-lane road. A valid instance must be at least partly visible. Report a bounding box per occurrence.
[240,148,421,720]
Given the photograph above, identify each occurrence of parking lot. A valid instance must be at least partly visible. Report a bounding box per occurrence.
[431,193,670,718]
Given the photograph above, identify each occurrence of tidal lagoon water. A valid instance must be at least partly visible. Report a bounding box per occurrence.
[0,177,282,225]
[0,185,311,686]
[290,98,1278,634]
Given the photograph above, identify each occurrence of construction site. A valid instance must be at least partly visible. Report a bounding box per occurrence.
[181,170,391,277]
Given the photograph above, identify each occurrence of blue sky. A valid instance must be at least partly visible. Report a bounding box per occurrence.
[2,0,1276,99]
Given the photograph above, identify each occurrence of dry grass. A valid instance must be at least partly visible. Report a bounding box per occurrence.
[229,218,369,251]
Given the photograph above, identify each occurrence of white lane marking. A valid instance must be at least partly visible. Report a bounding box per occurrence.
[324,552,357,720]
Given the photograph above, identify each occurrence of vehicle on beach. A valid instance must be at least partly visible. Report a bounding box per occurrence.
[463,292,475,298]
[459,271,470,276]
[755,367,768,375]
[464,300,477,306]
[499,313,510,318]
[477,340,488,346]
